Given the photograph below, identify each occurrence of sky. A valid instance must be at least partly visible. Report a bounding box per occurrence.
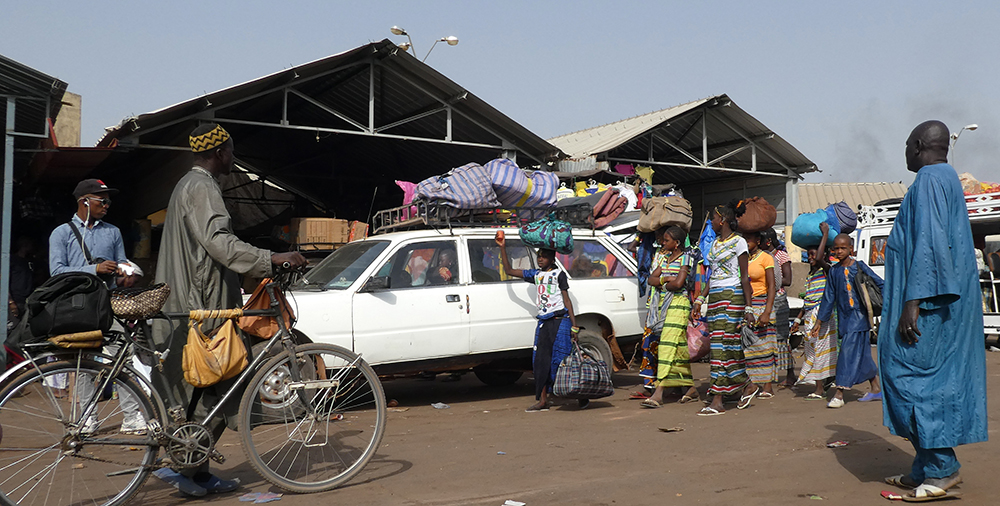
[3,1,999,185]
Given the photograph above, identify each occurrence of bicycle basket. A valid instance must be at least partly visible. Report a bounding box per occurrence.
[110,283,171,319]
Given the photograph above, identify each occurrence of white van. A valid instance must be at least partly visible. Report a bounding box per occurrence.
[854,191,1000,338]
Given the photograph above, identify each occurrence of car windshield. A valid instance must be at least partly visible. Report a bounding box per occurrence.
[293,241,389,290]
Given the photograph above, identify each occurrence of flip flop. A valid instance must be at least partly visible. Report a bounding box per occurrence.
[901,485,962,502]
[679,393,701,404]
[697,406,725,416]
[758,392,774,399]
[805,393,825,400]
[885,474,919,489]
[859,392,883,402]
[629,391,651,400]
[738,386,761,410]
[640,398,662,409]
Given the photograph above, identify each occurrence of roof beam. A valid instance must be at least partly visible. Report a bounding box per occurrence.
[707,108,802,179]
[286,88,368,132]
[606,156,792,179]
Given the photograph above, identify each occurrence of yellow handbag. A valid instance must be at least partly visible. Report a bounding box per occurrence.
[182,309,248,388]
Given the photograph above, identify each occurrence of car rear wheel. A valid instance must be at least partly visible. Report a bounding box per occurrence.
[576,330,614,369]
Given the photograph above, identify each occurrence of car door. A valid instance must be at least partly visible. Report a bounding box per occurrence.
[555,236,645,337]
[352,239,469,364]
[464,236,539,353]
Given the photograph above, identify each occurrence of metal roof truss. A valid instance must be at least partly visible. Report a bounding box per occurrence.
[602,106,804,180]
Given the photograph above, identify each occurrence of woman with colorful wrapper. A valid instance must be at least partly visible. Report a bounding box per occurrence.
[760,228,796,387]
[742,230,778,399]
[690,200,761,416]
[640,226,699,408]
[792,222,838,400]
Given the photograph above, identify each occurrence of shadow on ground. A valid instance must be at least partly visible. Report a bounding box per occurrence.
[825,423,913,483]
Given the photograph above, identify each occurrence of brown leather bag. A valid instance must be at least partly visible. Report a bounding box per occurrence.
[239,279,296,339]
[737,196,777,233]
[637,196,692,233]
[182,309,248,388]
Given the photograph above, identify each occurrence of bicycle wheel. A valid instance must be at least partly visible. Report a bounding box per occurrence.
[238,343,386,493]
[0,359,159,506]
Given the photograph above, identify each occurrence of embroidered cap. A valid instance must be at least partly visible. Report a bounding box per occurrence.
[72,179,119,198]
[189,124,231,153]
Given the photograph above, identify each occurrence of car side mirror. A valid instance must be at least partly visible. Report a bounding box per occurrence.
[359,275,390,293]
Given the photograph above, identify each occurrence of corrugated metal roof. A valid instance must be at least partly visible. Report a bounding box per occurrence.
[798,182,908,214]
[547,94,817,185]
[0,54,67,135]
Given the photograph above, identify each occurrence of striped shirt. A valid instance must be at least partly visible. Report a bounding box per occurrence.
[803,269,827,310]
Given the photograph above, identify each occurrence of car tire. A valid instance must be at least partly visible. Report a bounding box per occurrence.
[576,330,613,369]
[473,368,524,386]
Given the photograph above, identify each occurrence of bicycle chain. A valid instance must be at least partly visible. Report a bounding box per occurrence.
[61,420,225,470]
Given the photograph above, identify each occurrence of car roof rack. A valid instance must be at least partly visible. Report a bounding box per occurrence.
[373,199,594,235]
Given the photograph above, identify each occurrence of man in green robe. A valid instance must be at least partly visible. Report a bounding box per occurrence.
[152,123,305,497]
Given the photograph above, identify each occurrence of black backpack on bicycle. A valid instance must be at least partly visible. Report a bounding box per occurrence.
[8,272,113,348]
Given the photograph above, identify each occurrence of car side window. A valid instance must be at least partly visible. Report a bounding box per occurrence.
[378,240,460,289]
[557,240,634,278]
[467,239,535,283]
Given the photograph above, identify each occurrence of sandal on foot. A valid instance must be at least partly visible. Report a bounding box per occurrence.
[697,406,725,416]
[738,386,761,410]
[629,391,651,400]
[758,391,774,399]
[805,393,824,400]
[885,474,920,489]
[679,393,701,404]
[902,484,962,502]
[640,398,662,409]
[525,402,551,412]
[859,392,882,402]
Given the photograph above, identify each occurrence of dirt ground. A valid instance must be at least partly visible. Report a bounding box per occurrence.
[133,345,1000,506]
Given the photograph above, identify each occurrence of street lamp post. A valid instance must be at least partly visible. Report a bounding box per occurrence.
[949,123,978,166]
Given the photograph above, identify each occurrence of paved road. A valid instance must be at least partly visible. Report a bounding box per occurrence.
[134,346,1000,506]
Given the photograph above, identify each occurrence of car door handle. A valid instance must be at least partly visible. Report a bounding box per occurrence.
[446,294,461,302]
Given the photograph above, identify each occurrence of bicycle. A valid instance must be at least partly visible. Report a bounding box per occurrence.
[0,269,386,506]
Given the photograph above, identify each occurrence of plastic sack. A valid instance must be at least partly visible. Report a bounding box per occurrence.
[687,318,710,362]
[519,214,574,254]
[791,209,840,248]
[415,163,501,213]
[736,197,777,233]
[485,158,559,208]
[826,201,857,234]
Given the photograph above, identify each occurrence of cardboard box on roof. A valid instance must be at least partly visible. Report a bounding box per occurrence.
[348,221,369,242]
[290,218,349,249]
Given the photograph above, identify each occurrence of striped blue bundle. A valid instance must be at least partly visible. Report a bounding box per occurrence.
[485,158,559,208]
[415,163,501,213]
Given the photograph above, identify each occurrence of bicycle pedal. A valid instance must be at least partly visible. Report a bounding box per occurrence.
[147,419,163,437]
[210,449,226,464]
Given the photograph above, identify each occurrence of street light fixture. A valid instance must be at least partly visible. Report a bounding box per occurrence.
[950,123,978,166]
[423,36,459,62]
[389,26,458,61]
[390,26,416,56]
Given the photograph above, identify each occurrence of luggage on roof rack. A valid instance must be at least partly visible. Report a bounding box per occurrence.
[372,199,594,235]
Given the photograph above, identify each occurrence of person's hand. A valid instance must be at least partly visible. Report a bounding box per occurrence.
[898,300,921,344]
[570,326,580,341]
[810,325,820,339]
[272,252,307,269]
[438,267,452,282]
[494,230,505,247]
[743,311,755,326]
[690,302,701,322]
[790,321,800,334]
[96,260,118,275]
[819,222,829,234]
[756,313,769,328]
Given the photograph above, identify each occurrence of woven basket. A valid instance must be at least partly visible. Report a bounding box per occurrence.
[110,283,171,319]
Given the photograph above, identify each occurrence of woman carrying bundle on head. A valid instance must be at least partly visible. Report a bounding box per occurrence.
[640,226,699,408]
[690,200,761,416]
[760,228,796,387]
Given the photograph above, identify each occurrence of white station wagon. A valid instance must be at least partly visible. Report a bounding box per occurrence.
[287,208,647,385]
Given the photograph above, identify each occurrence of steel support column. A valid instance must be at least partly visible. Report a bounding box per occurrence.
[1,98,15,345]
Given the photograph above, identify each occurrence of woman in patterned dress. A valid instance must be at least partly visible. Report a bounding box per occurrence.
[641,226,698,408]
[690,200,761,416]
